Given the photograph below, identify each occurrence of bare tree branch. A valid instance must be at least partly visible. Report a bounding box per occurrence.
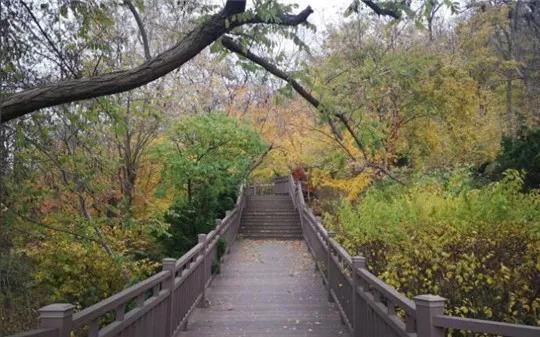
[222,36,360,148]
[222,36,405,185]
[244,144,274,179]
[0,2,313,122]
[124,0,151,61]
[362,0,401,19]
[19,0,78,77]
[346,0,403,19]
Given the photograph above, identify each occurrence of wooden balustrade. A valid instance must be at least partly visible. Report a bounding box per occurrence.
[9,185,246,337]
[286,175,540,337]
[9,178,540,337]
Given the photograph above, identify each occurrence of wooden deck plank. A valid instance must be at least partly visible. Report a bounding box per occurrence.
[177,239,350,337]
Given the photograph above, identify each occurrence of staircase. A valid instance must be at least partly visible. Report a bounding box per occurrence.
[240,194,302,239]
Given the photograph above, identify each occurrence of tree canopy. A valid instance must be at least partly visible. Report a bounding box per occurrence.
[1,0,539,335]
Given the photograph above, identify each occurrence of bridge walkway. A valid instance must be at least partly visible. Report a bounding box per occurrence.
[178,239,349,337]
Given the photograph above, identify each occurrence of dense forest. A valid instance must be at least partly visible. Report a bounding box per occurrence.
[1,0,539,335]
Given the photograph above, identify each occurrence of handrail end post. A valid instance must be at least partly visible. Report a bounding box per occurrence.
[162,258,176,337]
[38,303,74,337]
[414,294,446,337]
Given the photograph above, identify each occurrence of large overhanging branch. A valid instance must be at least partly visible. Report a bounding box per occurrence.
[0,1,313,123]
[221,36,365,154]
[222,36,405,185]
[346,0,402,19]
[361,0,401,19]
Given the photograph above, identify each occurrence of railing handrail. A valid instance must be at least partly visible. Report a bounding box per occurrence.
[287,174,540,337]
[10,184,247,337]
[8,328,58,337]
[72,270,170,328]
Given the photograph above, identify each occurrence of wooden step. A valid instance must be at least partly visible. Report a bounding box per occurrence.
[242,221,300,225]
[239,232,303,239]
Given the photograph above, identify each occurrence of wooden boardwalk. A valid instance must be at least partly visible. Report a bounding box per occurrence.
[178,239,349,337]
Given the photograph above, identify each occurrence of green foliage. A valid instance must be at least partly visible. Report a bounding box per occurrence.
[494,128,540,190]
[161,190,236,257]
[215,0,314,76]
[212,238,228,274]
[155,114,266,257]
[217,238,227,260]
[313,22,501,172]
[156,114,265,197]
[326,170,540,326]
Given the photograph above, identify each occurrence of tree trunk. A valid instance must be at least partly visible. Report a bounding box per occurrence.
[0,3,313,122]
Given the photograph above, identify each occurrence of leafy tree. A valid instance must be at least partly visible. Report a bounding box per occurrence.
[326,169,540,327]
[495,128,540,190]
[155,114,267,256]
[0,0,313,121]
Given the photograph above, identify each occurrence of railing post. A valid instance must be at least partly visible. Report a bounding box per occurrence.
[198,233,209,308]
[225,211,232,235]
[326,229,335,303]
[414,295,446,337]
[351,256,366,336]
[38,303,74,337]
[162,258,176,337]
[215,218,223,235]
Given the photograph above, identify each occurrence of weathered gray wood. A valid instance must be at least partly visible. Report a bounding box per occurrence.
[433,315,540,337]
[10,179,540,337]
[38,304,73,337]
[7,329,58,337]
[351,256,366,337]
[177,240,350,337]
[163,258,177,336]
[356,269,416,317]
[414,295,446,337]
[240,195,302,239]
[71,271,168,328]
[198,234,209,308]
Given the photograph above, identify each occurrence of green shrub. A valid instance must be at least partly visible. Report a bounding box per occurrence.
[160,190,236,258]
[494,128,540,190]
[326,170,540,327]
[155,114,266,258]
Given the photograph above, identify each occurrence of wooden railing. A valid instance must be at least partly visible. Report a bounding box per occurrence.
[286,176,540,337]
[247,176,289,196]
[10,185,247,337]
[246,183,274,196]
